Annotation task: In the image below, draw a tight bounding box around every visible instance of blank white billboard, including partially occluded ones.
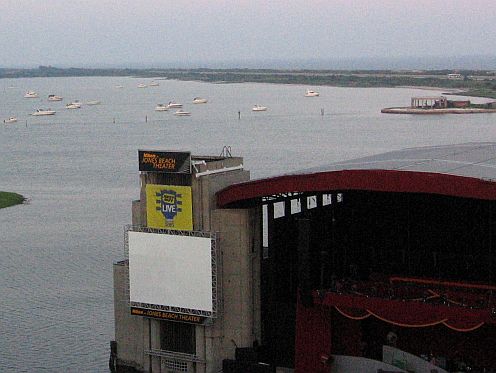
[128,231,213,312]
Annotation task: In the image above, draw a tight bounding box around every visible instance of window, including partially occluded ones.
[160,321,196,355]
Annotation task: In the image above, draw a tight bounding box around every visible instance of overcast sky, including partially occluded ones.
[1,0,495,68]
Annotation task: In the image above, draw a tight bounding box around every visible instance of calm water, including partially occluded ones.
[0,77,495,372]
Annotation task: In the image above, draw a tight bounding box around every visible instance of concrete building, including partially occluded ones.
[113,150,263,373]
[113,144,496,373]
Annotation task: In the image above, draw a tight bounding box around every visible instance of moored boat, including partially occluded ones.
[31,109,56,116]
[304,89,320,97]
[252,105,268,112]
[86,100,101,105]
[66,101,82,109]
[193,97,208,104]
[48,94,63,101]
[149,82,159,87]
[137,84,147,88]
[3,117,18,124]
[174,109,191,116]
[24,91,39,98]
[155,104,169,112]
[167,101,183,109]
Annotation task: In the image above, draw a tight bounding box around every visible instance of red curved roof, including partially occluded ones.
[217,143,496,208]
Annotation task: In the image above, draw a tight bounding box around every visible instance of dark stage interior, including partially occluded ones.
[260,190,496,369]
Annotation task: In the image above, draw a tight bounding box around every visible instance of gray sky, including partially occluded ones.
[1,0,495,68]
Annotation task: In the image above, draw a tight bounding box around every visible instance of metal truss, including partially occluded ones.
[124,225,218,320]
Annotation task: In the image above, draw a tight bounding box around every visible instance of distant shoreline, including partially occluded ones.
[2,66,495,99]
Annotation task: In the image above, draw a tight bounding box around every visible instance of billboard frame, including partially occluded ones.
[124,225,218,321]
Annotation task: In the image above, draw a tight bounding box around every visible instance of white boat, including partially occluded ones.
[149,82,160,87]
[174,110,191,116]
[115,85,124,89]
[137,84,147,88]
[167,102,183,109]
[193,97,208,104]
[48,94,63,101]
[66,101,82,109]
[155,104,169,112]
[304,89,320,97]
[252,105,268,112]
[86,100,101,105]
[3,117,18,124]
[31,109,56,116]
[24,91,39,98]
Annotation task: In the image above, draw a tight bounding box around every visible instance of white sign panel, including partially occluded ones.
[128,231,213,312]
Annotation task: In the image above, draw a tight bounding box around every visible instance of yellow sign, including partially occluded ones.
[146,184,193,230]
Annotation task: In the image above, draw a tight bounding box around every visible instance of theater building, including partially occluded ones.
[113,143,496,373]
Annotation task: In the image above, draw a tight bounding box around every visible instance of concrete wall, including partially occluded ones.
[114,155,259,373]
[210,208,260,373]
[192,168,250,232]
[113,262,146,371]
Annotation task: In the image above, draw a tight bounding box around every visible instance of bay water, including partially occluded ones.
[0,76,495,372]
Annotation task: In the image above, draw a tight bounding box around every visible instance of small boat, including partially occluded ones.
[252,105,268,112]
[193,97,208,104]
[137,84,147,88]
[31,109,56,116]
[304,89,320,97]
[115,85,124,89]
[48,94,63,101]
[167,102,183,109]
[86,100,101,105]
[3,117,18,124]
[66,101,82,109]
[24,91,39,98]
[155,104,169,112]
[174,110,191,116]
[149,82,159,87]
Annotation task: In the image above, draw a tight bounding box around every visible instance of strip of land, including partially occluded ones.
[1,66,496,98]
[0,192,25,209]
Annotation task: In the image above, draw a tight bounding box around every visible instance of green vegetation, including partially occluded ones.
[0,192,25,209]
[2,66,496,98]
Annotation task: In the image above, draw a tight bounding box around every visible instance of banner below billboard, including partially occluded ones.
[146,184,193,230]
[131,307,207,324]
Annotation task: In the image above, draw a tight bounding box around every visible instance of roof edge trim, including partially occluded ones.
[217,169,496,208]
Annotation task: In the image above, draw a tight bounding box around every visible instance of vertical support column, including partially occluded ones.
[294,300,332,373]
[143,319,151,372]
[150,319,161,372]
[490,202,495,282]
[285,199,291,217]
[301,196,308,214]
[296,216,331,373]
[196,325,206,373]
[316,193,323,209]
[262,203,274,346]
[298,218,312,307]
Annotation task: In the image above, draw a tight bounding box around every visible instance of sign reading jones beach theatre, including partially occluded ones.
[131,307,206,324]
[146,184,193,230]
[138,150,191,173]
